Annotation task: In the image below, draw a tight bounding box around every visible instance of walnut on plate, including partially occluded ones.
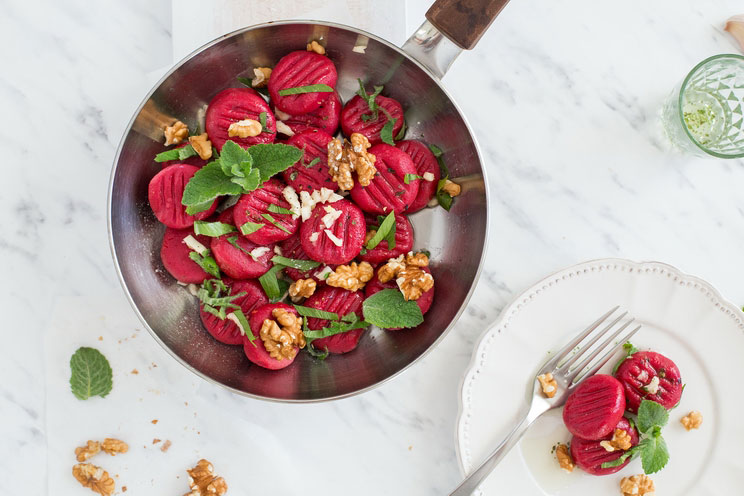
[260,308,306,361]
[251,67,272,88]
[378,252,434,301]
[620,474,655,496]
[189,133,213,160]
[185,459,228,496]
[306,40,326,55]
[72,463,115,496]
[555,443,574,473]
[327,134,377,191]
[164,120,189,145]
[289,278,317,302]
[326,262,374,292]
[680,410,703,431]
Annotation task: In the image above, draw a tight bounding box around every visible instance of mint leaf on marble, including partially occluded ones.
[70,347,113,400]
[362,289,423,329]
[278,84,334,96]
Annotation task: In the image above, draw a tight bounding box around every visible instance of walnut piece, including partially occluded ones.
[600,429,632,452]
[101,438,129,455]
[185,459,228,496]
[165,120,189,145]
[75,441,101,462]
[189,133,213,160]
[537,373,558,398]
[378,252,434,301]
[327,134,377,191]
[72,463,115,496]
[555,443,574,473]
[307,40,326,55]
[680,410,703,431]
[260,308,306,361]
[327,262,374,292]
[251,67,272,88]
[620,474,655,496]
[228,119,262,138]
[442,179,461,197]
[289,278,317,302]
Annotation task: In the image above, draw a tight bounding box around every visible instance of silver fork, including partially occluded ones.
[449,306,641,496]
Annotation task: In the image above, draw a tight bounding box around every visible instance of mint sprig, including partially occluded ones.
[600,400,670,474]
[70,347,113,400]
[181,141,302,214]
[356,78,383,121]
[197,279,244,319]
[362,289,423,329]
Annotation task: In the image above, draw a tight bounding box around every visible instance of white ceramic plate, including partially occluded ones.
[456,259,744,495]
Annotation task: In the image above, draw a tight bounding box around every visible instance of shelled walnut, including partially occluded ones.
[189,134,213,160]
[72,463,115,496]
[326,262,373,292]
[600,429,632,452]
[306,40,326,55]
[289,278,316,302]
[620,474,655,496]
[680,410,703,431]
[327,134,377,191]
[537,373,557,398]
[185,459,228,496]
[555,443,574,473]
[251,67,272,87]
[260,308,306,361]
[378,252,434,301]
[164,120,189,145]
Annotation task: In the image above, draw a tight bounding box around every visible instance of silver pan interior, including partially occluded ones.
[108,21,489,402]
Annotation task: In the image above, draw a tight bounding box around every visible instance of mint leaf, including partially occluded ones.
[363,289,423,329]
[612,341,639,374]
[247,143,303,182]
[379,108,396,145]
[303,320,368,340]
[600,448,638,468]
[262,213,291,234]
[230,167,260,190]
[231,309,257,346]
[365,211,396,250]
[278,84,334,96]
[259,265,288,302]
[237,76,253,87]
[198,279,243,319]
[271,255,320,271]
[639,434,669,474]
[258,111,270,133]
[240,221,264,236]
[188,251,220,278]
[182,161,242,214]
[155,144,198,162]
[304,157,320,168]
[193,221,236,237]
[395,119,407,140]
[404,174,423,184]
[70,347,113,400]
[293,305,339,320]
[220,141,253,171]
[306,342,329,359]
[267,204,295,215]
[436,179,454,211]
[637,399,669,434]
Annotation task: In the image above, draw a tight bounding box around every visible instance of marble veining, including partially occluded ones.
[2,0,744,494]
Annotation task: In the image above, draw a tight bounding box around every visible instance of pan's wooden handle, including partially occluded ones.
[426,0,511,50]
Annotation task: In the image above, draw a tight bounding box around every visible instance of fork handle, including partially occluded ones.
[449,411,536,496]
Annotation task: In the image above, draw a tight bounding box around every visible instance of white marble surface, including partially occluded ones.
[3,0,744,494]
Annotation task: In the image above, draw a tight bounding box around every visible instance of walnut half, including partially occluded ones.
[326,262,374,292]
[307,40,326,55]
[378,253,434,301]
[189,134,213,160]
[680,410,703,431]
[72,463,115,496]
[251,67,272,88]
[537,373,557,398]
[555,443,574,473]
[620,474,655,496]
[327,134,377,191]
[600,429,632,452]
[185,459,228,496]
[260,308,306,361]
[165,120,189,146]
[228,119,262,138]
[289,278,316,302]
[74,438,128,462]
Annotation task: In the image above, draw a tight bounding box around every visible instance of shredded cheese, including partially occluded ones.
[314,265,333,279]
[249,247,270,260]
[324,229,343,247]
[299,187,343,221]
[422,172,435,182]
[274,245,283,256]
[645,376,660,395]
[321,205,342,228]
[309,232,320,243]
[275,109,292,121]
[276,120,295,136]
[282,185,301,219]
[183,235,208,256]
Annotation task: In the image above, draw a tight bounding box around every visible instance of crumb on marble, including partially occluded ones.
[98,336,103,341]
[130,369,138,375]
[408,445,412,451]
[160,440,172,452]
[151,419,158,425]
[153,438,161,444]
[122,486,127,493]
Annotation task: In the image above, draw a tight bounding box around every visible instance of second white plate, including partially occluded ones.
[456,259,744,495]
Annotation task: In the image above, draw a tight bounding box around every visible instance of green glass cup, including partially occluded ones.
[661,54,744,158]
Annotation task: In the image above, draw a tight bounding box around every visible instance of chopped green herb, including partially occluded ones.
[267,204,295,215]
[356,78,384,121]
[404,174,423,184]
[428,144,455,211]
[193,221,237,237]
[258,111,270,133]
[379,107,396,145]
[155,144,198,162]
[231,309,257,347]
[365,211,396,250]
[188,251,221,278]
[306,342,329,359]
[278,84,334,96]
[261,213,292,234]
[293,305,339,321]
[240,221,264,236]
[362,289,423,329]
[237,76,253,87]
[259,265,287,302]
[612,341,639,374]
[271,255,320,271]
[304,157,320,168]
[69,347,113,400]
[395,119,407,140]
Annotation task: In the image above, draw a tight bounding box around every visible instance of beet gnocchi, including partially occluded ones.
[146,43,466,371]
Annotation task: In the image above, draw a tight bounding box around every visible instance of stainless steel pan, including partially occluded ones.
[108,0,509,401]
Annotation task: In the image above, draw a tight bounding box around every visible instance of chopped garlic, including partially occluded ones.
[226,313,246,336]
[422,172,435,181]
[309,232,320,243]
[276,120,295,136]
[298,187,343,221]
[249,246,270,260]
[321,205,342,228]
[187,284,199,296]
[352,45,366,54]
[324,229,343,247]
[183,235,208,256]
[645,376,660,395]
[275,109,292,121]
[282,185,301,219]
[274,245,283,256]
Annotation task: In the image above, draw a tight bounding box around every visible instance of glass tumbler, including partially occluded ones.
[661,54,744,158]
